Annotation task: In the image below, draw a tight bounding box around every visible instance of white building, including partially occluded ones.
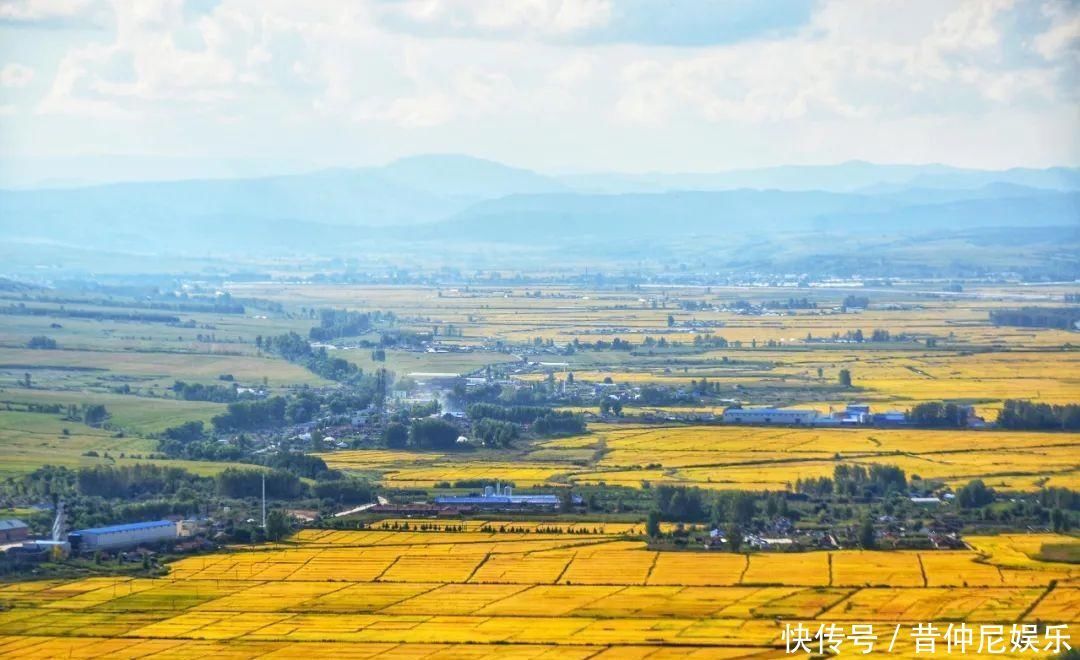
[723,408,820,425]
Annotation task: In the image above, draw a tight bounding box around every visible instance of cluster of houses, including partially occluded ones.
[701,512,966,552]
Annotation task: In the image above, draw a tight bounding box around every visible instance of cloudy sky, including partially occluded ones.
[0,0,1078,183]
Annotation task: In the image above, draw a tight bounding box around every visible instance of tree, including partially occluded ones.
[838,369,853,388]
[82,404,108,427]
[858,516,876,549]
[27,336,58,349]
[559,489,574,513]
[265,510,290,541]
[726,523,742,552]
[956,479,995,508]
[383,422,409,449]
[1051,508,1066,532]
[646,510,661,538]
[408,418,460,450]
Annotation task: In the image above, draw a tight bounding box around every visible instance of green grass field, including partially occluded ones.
[0,410,257,478]
[0,389,225,434]
[0,346,325,388]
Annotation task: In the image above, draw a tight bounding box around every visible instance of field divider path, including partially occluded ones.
[552,552,577,585]
[372,556,402,582]
[644,551,660,584]
[282,548,328,582]
[811,588,857,619]
[463,553,492,583]
[1017,582,1056,622]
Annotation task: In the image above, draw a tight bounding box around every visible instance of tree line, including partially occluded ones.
[989,307,1080,330]
[997,400,1080,430]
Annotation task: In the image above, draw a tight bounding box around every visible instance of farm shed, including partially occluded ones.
[68,520,178,552]
[722,407,820,425]
[0,520,29,543]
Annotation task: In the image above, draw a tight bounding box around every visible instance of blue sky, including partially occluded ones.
[0,0,1077,184]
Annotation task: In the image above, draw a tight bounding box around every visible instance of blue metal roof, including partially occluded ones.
[434,495,559,505]
[70,520,174,536]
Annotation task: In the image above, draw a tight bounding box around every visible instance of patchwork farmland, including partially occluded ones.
[0,529,1076,658]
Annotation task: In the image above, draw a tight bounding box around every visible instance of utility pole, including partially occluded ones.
[261,473,267,530]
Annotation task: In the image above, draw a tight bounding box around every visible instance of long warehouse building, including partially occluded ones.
[68,520,178,552]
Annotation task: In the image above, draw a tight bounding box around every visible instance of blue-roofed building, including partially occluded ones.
[433,483,565,509]
[433,494,561,508]
[68,520,178,552]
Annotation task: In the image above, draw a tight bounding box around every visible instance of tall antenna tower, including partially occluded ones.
[261,473,267,529]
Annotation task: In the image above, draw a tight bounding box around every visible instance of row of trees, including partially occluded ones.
[467,402,586,437]
[76,464,211,499]
[1,304,180,324]
[171,380,238,403]
[27,335,57,349]
[211,397,287,432]
[63,403,108,427]
[989,307,1079,330]
[997,400,1080,430]
[908,401,969,428]
[307,308,394,341]
[796,464,908,498]
[383,418,462,451]
[260,332,363,382]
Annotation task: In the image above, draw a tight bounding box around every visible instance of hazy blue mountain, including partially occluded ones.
[902,167,1080,191]
[1,154,1077,256]
[866,182,1065,205]
[560,162,1080,194]
[0,154,566,230]
[434,188,1079,241]
[380,154,566,198]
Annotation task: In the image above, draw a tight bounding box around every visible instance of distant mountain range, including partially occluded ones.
[0,154,1076,254]
[560,161,1080,194]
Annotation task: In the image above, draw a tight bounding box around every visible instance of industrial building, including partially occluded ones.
[722,407,820,425]
[434,483,563,508]
[68,520,178,552]
[0,519,29,543]
[722,403,904,427]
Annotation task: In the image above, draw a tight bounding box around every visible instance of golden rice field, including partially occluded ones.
[321,425,1080,493]
[0,529,1075,658]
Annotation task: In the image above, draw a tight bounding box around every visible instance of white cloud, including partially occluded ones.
[1034,0,1080,60]
[0,0,107,25]
[374,0,613,40]
[1,62,35,87]
[613,0,1076,126]
[5,0,1080,169]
